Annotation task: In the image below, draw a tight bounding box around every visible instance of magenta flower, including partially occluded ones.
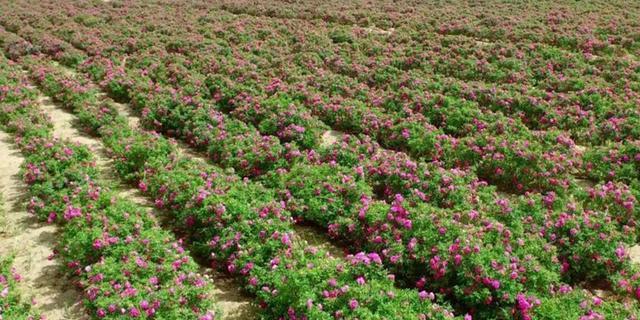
[63,206,82,220]
[129,307,141,317]
[138,181,148,192]
[199,313,215,320]
[418,291,434,301]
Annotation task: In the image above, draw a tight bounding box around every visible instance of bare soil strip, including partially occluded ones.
[39,95,103,154]
[203,270,257,320]
[320,129,345,148]
[0,130,85,320]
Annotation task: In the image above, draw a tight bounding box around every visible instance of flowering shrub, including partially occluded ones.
[255,249,456,319]
[14,50,461,319]
[268,161,563,316]
[583,141,640,187]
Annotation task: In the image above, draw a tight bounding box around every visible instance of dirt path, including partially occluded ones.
[39,95,103,156]
[110,100,140,128]
[40,95,151,206]
[0,130,85,320]
[200,269,256,320]
[320,129,345,148]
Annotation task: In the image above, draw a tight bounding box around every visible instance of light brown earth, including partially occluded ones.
[362,25,395,36]
[574,145,587,153]
[320,129,345,148]
[39,95,103,156]
[110,99,140,128]
[201,269,257,320]
[629,245,640,264]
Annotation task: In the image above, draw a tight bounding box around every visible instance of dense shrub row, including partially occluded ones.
[0,0,639,318]
[11,43,640,320]
[3,29,567,317]
[0,0,586,195]
[18,54,459,319]
[583,141,640,189]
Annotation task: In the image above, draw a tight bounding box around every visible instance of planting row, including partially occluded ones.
[36,0,633,199]
[52,3,638,140]
[4,0,638,150]
[0,0,589,195]
[13,52,465,319]
[3,5,640,316]
[11,36,556,317]
[0,1,638,318]
[13,50,640,319]
[210,0,640,56]
[583,141,640,191]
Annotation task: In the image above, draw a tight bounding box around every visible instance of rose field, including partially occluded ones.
[0,0,639,319]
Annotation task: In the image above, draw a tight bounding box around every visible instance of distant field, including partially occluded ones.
[1,0,640,319]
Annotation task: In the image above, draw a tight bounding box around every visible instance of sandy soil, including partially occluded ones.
[629,246,640,263]
[475,40,493,47]
[174,139,209,164]
[0,131,85,320]
[40,95,149,205]
[361,25,395,36]
[320,129,345,148]
[200,269,257,320]
[574,145,587,153]
[496,190,520,202]
[575,178,596,189]
[110,99,140,128]
[39,96,103,155]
